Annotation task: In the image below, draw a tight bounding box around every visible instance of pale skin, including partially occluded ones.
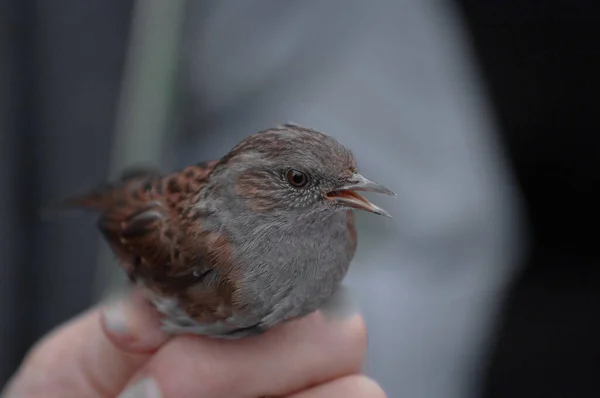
[2,288,386,398]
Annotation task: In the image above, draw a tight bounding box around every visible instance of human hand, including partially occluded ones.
[2,288,385,397]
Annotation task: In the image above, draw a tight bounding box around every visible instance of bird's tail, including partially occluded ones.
[39,166,160,220]
[39,182,126,221]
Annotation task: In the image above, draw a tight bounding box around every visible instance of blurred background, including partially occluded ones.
[1,1,598,397]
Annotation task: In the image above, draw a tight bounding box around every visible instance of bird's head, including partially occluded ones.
[209,123,395,219]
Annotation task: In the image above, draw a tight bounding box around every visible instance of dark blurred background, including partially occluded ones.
[1,1,598,397]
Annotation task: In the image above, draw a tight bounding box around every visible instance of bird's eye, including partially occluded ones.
[285,169,309,188]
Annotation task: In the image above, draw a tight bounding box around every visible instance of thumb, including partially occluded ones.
[3,288,169,398]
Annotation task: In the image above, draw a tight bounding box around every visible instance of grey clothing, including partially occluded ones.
[173,1,525,397]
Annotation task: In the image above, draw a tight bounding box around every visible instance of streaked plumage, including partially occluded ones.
[57,123,394,338]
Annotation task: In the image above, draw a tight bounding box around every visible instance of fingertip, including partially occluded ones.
[100,289,169,354]
[345,312,368,362]
[313,308,367,370]
[323,311,368,374]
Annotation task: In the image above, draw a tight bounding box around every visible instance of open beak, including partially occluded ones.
[326,173,395,218]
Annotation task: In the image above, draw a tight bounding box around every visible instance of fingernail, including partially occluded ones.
[319,284,360,320]
[118,378,161,398]
[104,301,129,335]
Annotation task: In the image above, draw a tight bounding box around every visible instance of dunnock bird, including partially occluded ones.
[60,123,394,338]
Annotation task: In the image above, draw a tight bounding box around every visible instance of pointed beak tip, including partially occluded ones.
[369,203,393,218]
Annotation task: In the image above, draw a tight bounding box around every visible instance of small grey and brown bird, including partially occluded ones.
[59,123,394,338]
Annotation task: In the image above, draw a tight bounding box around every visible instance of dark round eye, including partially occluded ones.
[285,169,309,188]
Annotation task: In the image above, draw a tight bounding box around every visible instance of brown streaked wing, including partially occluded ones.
[92,161,219,288]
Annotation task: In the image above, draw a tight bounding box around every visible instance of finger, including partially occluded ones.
[100,287,169,354]
[3,288,168,398]
[287,375,387,398]
[119,310,367,398]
